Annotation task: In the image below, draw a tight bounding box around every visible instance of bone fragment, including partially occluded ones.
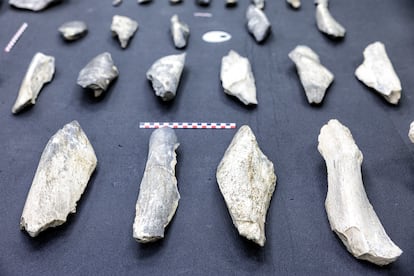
[111,15,138,49]
[315,0,346,38]
[246,5,271,43]
[133,127,180,243]
[58,21,88,41]
[12,52,55,114]
[355,42,401,105]
[20,121,97,237]
[217,125,276,246]
[318,119,403,266]
[170,15,190,49]
[9,0,62,11]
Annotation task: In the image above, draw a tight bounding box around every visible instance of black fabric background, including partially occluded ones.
[0,0,413,275]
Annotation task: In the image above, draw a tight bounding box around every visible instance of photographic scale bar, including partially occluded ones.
[4,22,28,53]
[140,122,236,129]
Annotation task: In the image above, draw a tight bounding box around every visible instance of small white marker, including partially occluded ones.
[5,22,28,53]
[193,12,213,17]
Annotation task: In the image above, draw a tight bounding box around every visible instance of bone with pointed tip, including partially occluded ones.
[12,52,55,114]
[252,0,264,9]
[289,45,334,104]
[111,15,138,49]
[20,121,97,237]
[315,0,345,38]
[146,53,186,101]
[287,0,300,9]
[318,119,403,266]
[221,50,257,105]
[133,128,180,243]
[9,0,62,11]
[409,122,414,143]
[217,125,276,246]
[246,5,271,43]
[170,15,190,49]
[77,52,119,97]
[355,42,401,105]
[58,21,88,41]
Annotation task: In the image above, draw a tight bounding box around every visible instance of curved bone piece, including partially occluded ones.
[246,5,271,43]
[146,53,186,101]
[133,128,180,243]
[217,125,276,246]
[9,0,62,11]
[287,0,300,9]
[111,15,138,49]
[315,0,346,38]
[318,119,403,266]
[289,45,334,104]
[12,52,55,114]
[20,121,97,237]
[170,15,190,49]
[221,50,257,105]
[355,42,401,105]
[77,52,119,97]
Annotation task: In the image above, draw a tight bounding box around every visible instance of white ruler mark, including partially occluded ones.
[5,22,28,53]
[140,122,236,129]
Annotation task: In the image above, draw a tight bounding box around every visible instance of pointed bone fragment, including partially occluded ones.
[170,15,190,49]
[20,121,97,237]
[133,127,180,243]
[315,0,345,38]
[58,21,88,41]
[146,53,186,101]
[252,0,264,9]
[217,125,276,246]
[9,0,62,11]
[12,52,55,114]
[318,119,403,266]
[287,0,300,9]
[111,15,138,49]
[409,122,414,143]
[355,42,401,105]
[221,50,257,105]
[246,5,271,43]
[289,45,334,104]
[77,52,119,97]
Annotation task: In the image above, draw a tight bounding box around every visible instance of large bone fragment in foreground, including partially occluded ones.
[20,121,97,237]
[216,125,276,246]
[318,119,402,265]
[133,128,180,243]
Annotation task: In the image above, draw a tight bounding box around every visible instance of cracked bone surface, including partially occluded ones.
[287,0,300,9]
[409,122,414,143]
[9,0,62,11]
[355,42,401,105]
[12,52,55,114]
[315,0,345,38]
[220,50,257,105]
[77,52,119,97]
[133,127,180,243]
[58,21,88,41]
[111,15,138,49]
[252,0,264,9]
[170,15,190,49]
[146,53,186,101]
[20,121,97,237]
[289,45,334,104]
[246,5,271,43]
[216,125,276,246]
[318,119,403,266]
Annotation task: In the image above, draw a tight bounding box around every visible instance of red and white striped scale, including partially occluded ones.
[4,22,28,53]
[140,122,237,129]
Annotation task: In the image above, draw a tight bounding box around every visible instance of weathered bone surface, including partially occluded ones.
[9,0,62,11]
[170,15,190,49]
[111,15,138,49]
[12,52,55,114]
[112,0,122,6]
[246,5,271,43]
[133,127,180,243]
[315,0,345,38]
[289,45,334,104]
[221,50,257,105]
[20,121,97,237]
[409,122,414,143]
[58,21,88,41]
[77,52,119,97]
[318,119,403,266]
[287,0,300,9]
[196,0,210,6]
[217,125,276,246]
[146,53,186,101]
[252,0,264,9]
[355,42,401,105]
